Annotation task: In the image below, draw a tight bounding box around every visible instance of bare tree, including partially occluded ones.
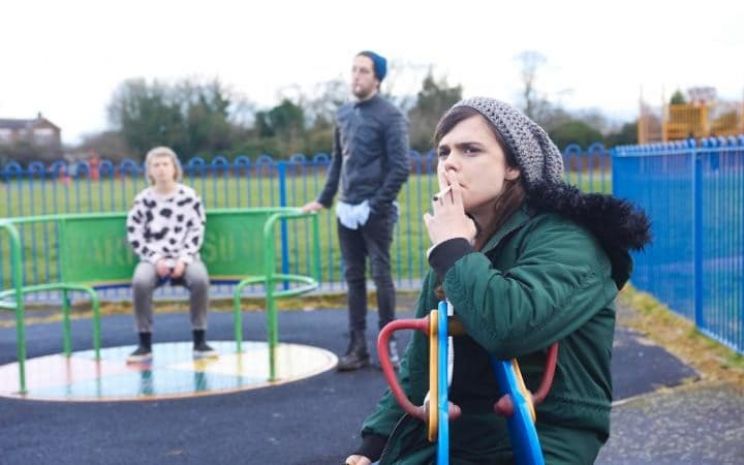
[407,70,463,152]
[515,50,547,120]
[380,60,431,112]
[305,79,348,129]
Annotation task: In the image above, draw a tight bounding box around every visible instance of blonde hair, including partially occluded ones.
[144,146,183,184]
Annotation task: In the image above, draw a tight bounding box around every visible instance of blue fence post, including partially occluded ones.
[277,161,290,290]
[693,139,704,329]
[610,147,618,198]
[739,135,744,353]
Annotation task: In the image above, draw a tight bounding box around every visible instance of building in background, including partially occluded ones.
[0,113,62,162]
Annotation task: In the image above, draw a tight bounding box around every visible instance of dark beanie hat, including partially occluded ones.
[358,50,387,82]
[446,97,564,190]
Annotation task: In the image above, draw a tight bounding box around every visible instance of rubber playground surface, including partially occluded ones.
[1,306,741,465]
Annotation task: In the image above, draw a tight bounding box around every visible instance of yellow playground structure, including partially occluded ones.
[638,87,744,144]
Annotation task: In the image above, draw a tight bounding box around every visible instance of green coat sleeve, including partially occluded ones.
[360,271,437,438]
[443,215,617,359]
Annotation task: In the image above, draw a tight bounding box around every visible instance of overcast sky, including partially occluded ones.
[2,0,742,144]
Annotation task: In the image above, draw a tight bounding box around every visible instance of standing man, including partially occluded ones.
[302,51,410,371]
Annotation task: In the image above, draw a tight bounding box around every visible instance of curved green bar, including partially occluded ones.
[231,210,321,381]
[0,208,321,393]
[0,221,26,393]
[0,283,101,359]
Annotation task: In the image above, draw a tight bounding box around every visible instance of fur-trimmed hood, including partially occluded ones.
[526,182,651,289]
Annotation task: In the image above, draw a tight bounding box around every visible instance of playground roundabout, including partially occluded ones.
[0,208,331,401]
[0,341,337,401]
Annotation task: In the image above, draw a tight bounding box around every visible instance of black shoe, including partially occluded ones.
[193,341,219,358]
[126,345,152,363]
[127,332,152,363]
[337,329,369,372]
[192,329,218,358]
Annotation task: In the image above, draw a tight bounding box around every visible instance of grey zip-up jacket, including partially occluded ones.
[317,94,409,214]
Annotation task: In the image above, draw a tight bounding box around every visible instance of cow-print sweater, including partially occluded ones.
[126,184,206,266]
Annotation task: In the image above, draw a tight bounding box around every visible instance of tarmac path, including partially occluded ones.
[0,305,740,464]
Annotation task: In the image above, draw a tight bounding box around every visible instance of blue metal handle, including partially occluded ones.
[432,300,545,465]
[489,358,545,465]
[437,300,449,465]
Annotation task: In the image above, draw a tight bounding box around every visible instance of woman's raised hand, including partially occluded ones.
[423,171,477,246]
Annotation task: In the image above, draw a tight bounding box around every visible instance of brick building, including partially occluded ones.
[0,113,62,161]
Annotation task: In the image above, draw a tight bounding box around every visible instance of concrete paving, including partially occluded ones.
[599,381,744,465]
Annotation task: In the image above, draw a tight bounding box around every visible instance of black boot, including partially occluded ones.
[337,329,370,371]
[127,332,152,363]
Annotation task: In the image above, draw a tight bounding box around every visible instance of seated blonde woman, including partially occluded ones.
[125,146,216,363]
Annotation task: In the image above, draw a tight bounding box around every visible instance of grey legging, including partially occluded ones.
[131,260,209,333]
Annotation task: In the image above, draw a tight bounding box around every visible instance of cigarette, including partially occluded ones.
[432,185,452,201]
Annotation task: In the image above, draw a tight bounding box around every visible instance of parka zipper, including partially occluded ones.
[377,413,413,465]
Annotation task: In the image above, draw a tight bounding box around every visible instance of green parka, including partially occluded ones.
[357,199,647,465]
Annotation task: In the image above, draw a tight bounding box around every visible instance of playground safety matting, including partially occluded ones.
[0,309,700,465]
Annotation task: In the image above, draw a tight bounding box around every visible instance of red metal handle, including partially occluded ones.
[377,317,430,421]
[378,316,557,424]
[532,343,558,405]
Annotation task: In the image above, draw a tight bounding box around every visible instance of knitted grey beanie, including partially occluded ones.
[449,97,564,188]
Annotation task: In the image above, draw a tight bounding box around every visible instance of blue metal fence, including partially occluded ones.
[614,136,744,354]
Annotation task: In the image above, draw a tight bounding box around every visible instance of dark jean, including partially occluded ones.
[337,207,396,332]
